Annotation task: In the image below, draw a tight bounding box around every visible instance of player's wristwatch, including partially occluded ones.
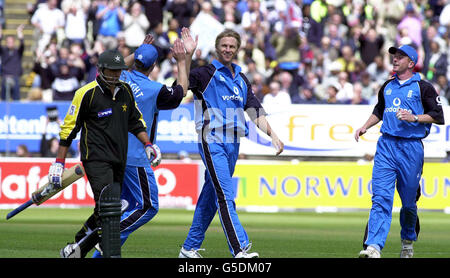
[413,115,419,122]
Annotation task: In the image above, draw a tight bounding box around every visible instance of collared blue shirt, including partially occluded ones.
[189,59,265,143]
[374,72,444,139]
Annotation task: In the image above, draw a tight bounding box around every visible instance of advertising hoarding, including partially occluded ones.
[0,158,201,209]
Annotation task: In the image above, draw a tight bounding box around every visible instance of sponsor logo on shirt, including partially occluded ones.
[384,97,412,114]
[393,97,401,106]
[222,87,243,102]
[222,95,243,102]
[98,108,113,118]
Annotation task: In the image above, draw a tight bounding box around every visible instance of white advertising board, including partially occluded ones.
[240,104,450,158]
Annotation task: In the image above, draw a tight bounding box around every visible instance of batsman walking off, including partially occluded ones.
[355,45,445,258]
[49,49,160,258]
[91,28,196,257]
[178,29,284,258]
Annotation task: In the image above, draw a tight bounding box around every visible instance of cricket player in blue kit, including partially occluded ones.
[178,29,284,258]
[92,30,197,257]
[355,45,445,258]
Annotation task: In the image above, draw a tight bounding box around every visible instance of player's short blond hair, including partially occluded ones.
[215,29,241,50]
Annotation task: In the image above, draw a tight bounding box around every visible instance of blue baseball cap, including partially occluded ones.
[388,45,418,65]
[134,44,158,68]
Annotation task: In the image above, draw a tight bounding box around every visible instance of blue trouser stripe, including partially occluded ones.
[93,165,158,258]
[120,167,152,232]
[183,141,249,256]
[201,141,241,255]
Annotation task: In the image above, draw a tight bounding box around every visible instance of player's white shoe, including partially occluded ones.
[235,243,259,258]
[94,243,103,256]
[178,247,205,258]
[235,251,259,258]
[60,243,81,258]
[358,246,381,258]
[400,240,414,258]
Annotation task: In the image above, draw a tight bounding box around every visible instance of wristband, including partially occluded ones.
[55,158,65,167]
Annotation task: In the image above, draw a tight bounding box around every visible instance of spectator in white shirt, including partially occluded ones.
[263,80,292,112]
[63,2,88,44]
[335,71,354,102]
[123,1,149,50]
[31,0,65,54]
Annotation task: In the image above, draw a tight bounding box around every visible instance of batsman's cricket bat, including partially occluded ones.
[6,163,85,220]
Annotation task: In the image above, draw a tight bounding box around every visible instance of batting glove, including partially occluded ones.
[48,160,65,190]
[145,143,162,167]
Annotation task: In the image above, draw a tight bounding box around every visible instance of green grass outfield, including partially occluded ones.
[0,208,449,258]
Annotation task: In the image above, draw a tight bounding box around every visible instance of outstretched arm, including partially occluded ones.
[181,27,198,74]
[17,24,24,40]
[124,34,155,68]
[171,38,188,96]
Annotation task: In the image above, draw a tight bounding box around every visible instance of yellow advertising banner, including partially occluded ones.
[233,162,450,210]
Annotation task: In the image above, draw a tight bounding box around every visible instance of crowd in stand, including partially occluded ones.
[1,0,450,106]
